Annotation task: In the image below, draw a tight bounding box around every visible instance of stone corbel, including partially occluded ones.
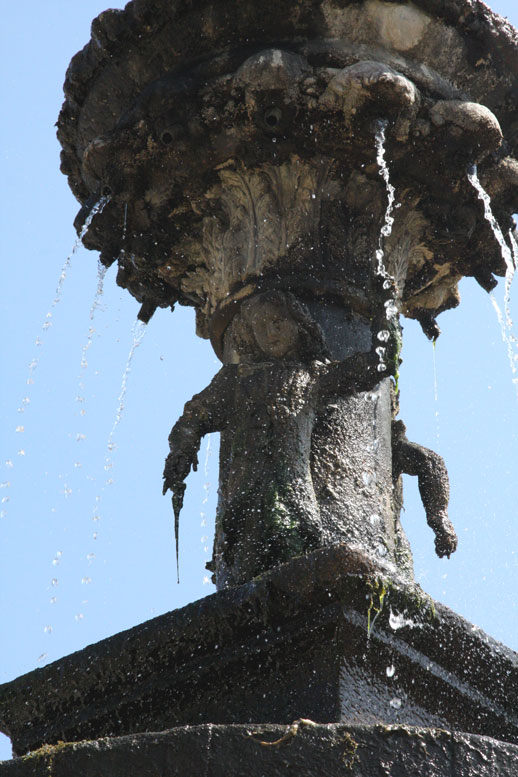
[320,60,420,141]
[429,100,503,162]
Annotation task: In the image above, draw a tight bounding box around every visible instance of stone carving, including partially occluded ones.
[56,0,518,587]
[184,159,339,320]
[163,288,402,587]
[392,420,457,559]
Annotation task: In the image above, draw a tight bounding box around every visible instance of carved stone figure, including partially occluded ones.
[56,0,518,588]
[163,287,454,587]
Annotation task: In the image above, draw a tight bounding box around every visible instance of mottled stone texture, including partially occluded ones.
[55,0,518,585]
[1,548,517,757]
[2,725,518,776]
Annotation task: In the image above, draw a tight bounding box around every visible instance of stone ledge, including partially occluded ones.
[1,724,517,777]
[0,546,517,755]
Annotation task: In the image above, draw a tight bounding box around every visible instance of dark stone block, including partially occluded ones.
[1,724,518,777]
[0,547,517,756]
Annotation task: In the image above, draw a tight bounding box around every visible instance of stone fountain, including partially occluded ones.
[1,1,518,774]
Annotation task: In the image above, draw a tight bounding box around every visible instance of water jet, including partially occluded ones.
[2,0,518,773]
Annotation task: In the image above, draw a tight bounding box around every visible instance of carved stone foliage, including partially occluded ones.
[62,34,517,335]
[180,158,339,319]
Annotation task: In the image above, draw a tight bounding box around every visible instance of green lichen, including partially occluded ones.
[341,731,359,769]
[22,741,74,776]
[391,320,403,394]
[366,578,389,636]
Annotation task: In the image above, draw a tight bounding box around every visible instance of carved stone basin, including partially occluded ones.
[57,0,518,587]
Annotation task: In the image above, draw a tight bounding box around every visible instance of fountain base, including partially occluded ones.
[1,545,517,761]
[2,723,518,776]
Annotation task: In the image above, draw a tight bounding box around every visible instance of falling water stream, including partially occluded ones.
[432,341,440,446]
[201,434,213,585]
[364,122,400,566]
[2,197,109,648]
[78,261,108,387]
[374,120,399,377]
[76,319,147,611]
[468,166,518,395]
[2,198,109,523]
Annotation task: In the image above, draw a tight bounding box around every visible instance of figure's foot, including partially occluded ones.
[434,519,458,558]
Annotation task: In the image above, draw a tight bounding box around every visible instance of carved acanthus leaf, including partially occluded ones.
[196,158,338,312]
[386,208,433,297]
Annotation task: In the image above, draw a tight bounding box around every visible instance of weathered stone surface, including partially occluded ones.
[1,548,517,756]
[2,724,518,776]
[55,0,518,586]
[57,0,518,326]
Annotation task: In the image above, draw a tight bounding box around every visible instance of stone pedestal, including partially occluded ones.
[1,546,517,769]
[2,724,518,777]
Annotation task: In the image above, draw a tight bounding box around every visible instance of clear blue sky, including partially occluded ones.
[1,0,518,760]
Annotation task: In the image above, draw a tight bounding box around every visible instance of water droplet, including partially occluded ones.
[75,613,84,622]
[44,625,52,634]
[26,378,34,385]
[1,496,10,505]
[92,532,98,540]
[76,433,86,441]
[15,426,25,433]
[81,577,92,584]
[74,462,82,468]
[386,664,396,678]
[86,553,95,561]
[17,450,26,456]
[38,653,48,662]
[389,697,402,710]
[203,576,211,585]
[35,337,42,347]
[51,578,58,586]
[389,609,416,631]
[5,460,13,468]
[50,597,57,604]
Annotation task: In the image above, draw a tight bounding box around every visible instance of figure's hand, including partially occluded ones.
[434,517,458,558]
[162,450,198,495]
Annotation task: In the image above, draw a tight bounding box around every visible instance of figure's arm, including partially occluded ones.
[320,312,401,397]
[392,420,457,558]
[163,366,235,580]
[163,366,234,496]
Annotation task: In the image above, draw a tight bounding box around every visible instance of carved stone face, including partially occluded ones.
[250,301,301,359]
